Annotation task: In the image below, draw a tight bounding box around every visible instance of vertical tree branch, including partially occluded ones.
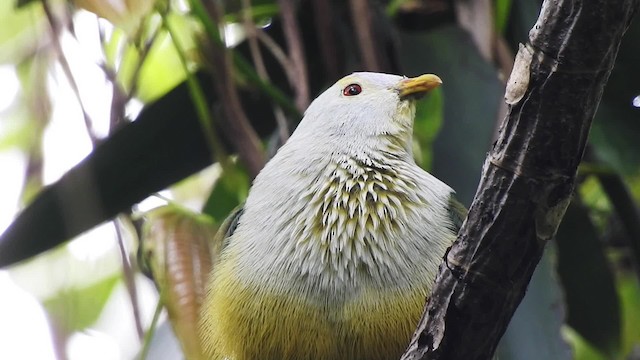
[312,0,340,79]
[43,0,98,144]
[242,0,290,142]
[402,1,639,359]
[597,172,640,281]
[277,0,310,112]
[114,219,144,339]
[349,0,383,71]
[200,1,266,177]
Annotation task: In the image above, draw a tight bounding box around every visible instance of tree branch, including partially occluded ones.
[200,0,266,178]
[349,0,384,71]
[241,0,290,142]
[402,1,639,359]
[311,0,340,80]
[277,0,310,112]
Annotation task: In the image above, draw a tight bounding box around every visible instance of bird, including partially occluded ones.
[198,72,466,360]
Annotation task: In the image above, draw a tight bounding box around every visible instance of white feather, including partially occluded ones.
[225,72,455,303]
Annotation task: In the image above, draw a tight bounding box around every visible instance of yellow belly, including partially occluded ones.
[199,263,428,360]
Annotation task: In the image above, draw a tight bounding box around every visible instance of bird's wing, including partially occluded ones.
[211,205,245,256]
[447,196,468,234]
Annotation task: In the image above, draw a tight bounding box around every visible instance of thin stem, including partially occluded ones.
[312,0,340,79]
[189,0,299,117]
[42,0,99,144]
[349,0,382,71]
[255,30,292,71]
[161,11,229,167]
[277,0,310,111]
[138,296,165,360]
[242,0,290,142]
[191,0,266,177]
[115,218,144,340]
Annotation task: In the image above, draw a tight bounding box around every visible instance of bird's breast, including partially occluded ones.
[200,153,455,359]
[287,155,426,289]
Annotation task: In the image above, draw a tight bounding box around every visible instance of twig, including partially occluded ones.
[126,14,163,102]
[138,296,164,360]
[454,0,494,63]
[192,0,266,177]
[162,10,229,167]
[241,0,290,142]
[349,0,382,71]
[311,0,340,79]
[597,173,640,281]
[255,30,292,71]
[42,0,99,144]
[277,0,310,111]
[402,1,640,359]
[115,218,145,340]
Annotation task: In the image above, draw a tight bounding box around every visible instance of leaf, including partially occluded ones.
[42,274,120,333]
[0,72,213,267]
[140,205,216,360]
[617,273,640,357]
[495,247,572,360]
[589,17,640,176]
[136,14,199,103]
[412,88,443,170]
[73,0,155,35]
[495,0,512,34]
[0,0,47,64]
[202,164,250,223]
[563,326,609,360]
[399,25,503,204]
[556,202,622,357]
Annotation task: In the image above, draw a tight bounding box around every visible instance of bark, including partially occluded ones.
[401,1,640,359]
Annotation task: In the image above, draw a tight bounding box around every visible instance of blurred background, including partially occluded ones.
[0,0,638,359]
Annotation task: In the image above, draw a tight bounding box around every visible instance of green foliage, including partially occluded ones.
[412,89,443,170]
[556,203,622,358]
[496,249,571,360]
[43,275,120,334]
[618,274,640,356]
[202,164,250,223]
[136,15,196,102]
[564,326,609,360]
[0,0,46,64]
[589,17,640,177]
[495,0,513,34]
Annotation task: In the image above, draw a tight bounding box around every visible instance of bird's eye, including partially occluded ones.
[343,84,362,96]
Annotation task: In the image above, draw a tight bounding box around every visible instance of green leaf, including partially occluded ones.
[399,26,503,204]
[496,247,572,360]
[556,202,622,357]
[495,0,513,34]
[223,4,280,23]
[0,0,46,64]
[136,14,200,102]
[42,275,120,333]
[618,273,640,357]
[578,175,613,231]
[589,18,640,176]
[563,326,609,360]
[202,164,250,223]
[413,88,443,170]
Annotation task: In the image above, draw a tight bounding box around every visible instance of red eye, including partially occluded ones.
[343,84,362,96]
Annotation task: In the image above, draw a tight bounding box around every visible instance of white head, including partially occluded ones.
[289,72,442,154]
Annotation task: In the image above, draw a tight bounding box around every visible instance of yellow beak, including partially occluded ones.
[397,74,442,99]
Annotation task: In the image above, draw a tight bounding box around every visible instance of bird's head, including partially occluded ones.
[292,72,442,154]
